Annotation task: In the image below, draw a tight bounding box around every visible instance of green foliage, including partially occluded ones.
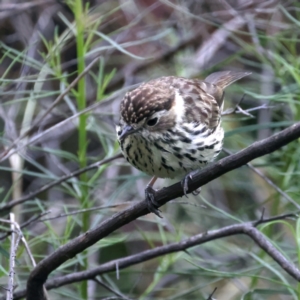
[0,1,299,299]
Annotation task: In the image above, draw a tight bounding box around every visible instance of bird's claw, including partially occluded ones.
[181,171,200,197]
[192,188,201,196]
[181,174,192,197]
[145,186,162,218]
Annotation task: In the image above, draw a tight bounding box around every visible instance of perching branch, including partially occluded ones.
[11,212,299,299]
[22,122,300,300]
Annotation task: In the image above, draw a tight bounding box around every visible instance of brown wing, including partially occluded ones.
[203,71,251,107]
[121,72,250,130]
[191,71,251,129]
[162,76,223,130]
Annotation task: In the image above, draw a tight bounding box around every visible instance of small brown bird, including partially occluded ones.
[117,71,250,217]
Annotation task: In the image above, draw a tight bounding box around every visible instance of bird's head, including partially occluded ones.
[117,80,178,142]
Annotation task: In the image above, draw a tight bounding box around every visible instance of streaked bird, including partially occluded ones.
[117,71,251,217]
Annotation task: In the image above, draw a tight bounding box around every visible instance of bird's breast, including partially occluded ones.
[120,122,224,179]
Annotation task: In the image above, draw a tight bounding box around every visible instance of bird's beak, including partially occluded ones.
[119,125,139,141]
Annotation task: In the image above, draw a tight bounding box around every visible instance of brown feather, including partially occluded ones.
[120,71,251,130]
[204,71,251,88]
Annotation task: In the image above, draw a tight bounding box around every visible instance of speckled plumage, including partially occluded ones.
[117,71,250,180]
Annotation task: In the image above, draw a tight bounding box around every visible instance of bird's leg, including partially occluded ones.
[192,188,201,196]
[145,176,162,218]
[181,170,201,197]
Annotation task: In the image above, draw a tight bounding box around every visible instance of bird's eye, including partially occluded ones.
[147,117,158,126]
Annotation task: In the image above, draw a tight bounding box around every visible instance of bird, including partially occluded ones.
[116,71,251,217]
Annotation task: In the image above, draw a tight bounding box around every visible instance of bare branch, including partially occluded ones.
[11,212,299,299]
[21,122,300,300]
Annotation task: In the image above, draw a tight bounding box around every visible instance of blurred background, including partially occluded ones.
[0,0,299,299]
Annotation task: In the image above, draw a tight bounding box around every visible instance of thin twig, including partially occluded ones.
[0,211,50,240]
[7,213,16,300]
[40,201,138,221]
[93,277,131,300]
[223,148,300,209]
[1,214,38,299]
[206,287,217,300]
[222,101,275,117]
[0,153,123,214]
[0,56,103,161]
[0,86,132,164]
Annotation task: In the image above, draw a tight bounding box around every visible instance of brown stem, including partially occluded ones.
[23,122,300,300]
[10,213,299,299]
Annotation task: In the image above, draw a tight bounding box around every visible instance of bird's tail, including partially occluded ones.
[204,71,251,89]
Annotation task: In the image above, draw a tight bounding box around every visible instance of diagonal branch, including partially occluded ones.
[11,212,299,299]
[24,122,300,300]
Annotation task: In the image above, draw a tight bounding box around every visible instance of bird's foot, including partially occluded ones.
[192,188,201,196]
[181,170,199,197]
[145,186,162,218]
